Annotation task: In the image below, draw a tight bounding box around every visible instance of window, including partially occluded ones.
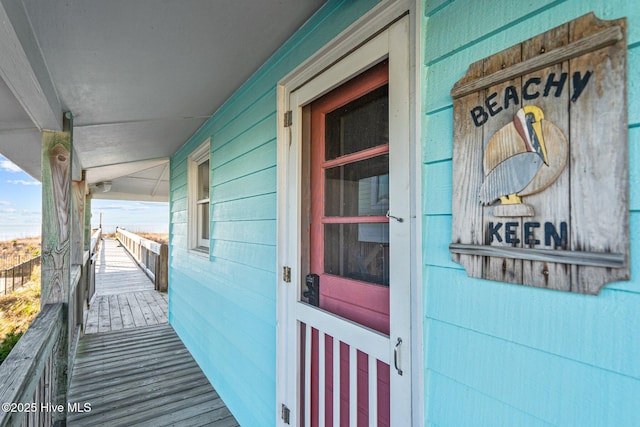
[188,140,210,252]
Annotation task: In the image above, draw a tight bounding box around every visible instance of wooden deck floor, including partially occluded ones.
[85,238,168,334]
[68,325,239,426]
[68,238,239,426]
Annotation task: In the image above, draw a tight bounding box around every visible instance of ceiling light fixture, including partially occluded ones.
[96,181,112,192]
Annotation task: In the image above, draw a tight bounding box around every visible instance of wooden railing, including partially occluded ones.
[0,304,64,427]
[0,229,101,426]
[86,229,102,307]
[115,228,168,292]
[67,230,97,375]
[80,228,101,317]
[70,228,101,365]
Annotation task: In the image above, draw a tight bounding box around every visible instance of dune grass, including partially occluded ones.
[0,266,41,365]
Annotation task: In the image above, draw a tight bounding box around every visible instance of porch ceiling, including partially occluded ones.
[0,0,326,201]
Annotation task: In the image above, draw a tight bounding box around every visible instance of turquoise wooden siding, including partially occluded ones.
[422,1,640,426]
[169,1,379,426]
[169,0,639,424]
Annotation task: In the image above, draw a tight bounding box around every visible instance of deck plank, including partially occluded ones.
[126,292,150,328]
[97,295,111,333]
[117,293,136,329]
[140,291,168,323]
[134,291,159,325]
[84,299,100,334]
[108,294,124,331]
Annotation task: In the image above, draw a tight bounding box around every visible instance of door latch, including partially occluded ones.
[304,274,320,306]
[386,210,404,223]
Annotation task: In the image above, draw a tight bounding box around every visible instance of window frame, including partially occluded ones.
[188,139,211,253]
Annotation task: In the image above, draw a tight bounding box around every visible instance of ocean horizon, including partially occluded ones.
[0,222,169,241]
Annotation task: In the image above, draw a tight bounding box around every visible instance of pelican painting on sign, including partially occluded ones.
[479,105,567,218]
[449,13,629,294]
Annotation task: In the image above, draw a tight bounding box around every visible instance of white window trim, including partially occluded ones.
[188,139,211,254]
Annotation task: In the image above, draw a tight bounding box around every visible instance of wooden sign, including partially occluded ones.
[449,13,629,294]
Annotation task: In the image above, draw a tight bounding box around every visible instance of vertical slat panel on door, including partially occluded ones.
[368,356,378,426]
[304,323,312,427]
[349,345,358,426]
[318,331,326,427]
[333,338,341,427]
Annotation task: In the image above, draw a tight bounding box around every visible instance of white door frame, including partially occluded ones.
[275,1,422,425]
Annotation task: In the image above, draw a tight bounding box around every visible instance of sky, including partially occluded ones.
[0,154,169,240]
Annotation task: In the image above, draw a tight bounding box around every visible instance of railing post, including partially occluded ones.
[157,244,168,292]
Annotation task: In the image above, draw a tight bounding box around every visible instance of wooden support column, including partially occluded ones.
[41,121,72,305]
[40,112,74,425]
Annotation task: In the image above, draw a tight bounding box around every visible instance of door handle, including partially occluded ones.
[394,337,403,375]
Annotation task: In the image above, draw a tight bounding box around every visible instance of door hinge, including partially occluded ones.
[284,110,293,128]
[283,266,291,283]
[281,403,291,424]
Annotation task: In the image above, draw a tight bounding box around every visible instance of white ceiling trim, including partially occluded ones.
[90,190,167,202]
[73,115,214,130]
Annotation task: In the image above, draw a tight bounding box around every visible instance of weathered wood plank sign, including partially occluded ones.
[449,13,629,294]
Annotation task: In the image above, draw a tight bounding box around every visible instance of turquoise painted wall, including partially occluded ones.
[422,0,640,426]
[169,0,639,424]
[168,1,379,426]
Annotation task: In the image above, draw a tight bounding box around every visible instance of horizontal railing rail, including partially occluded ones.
[115,228,168,292]
[0,303,65,427]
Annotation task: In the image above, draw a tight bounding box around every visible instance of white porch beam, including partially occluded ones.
[0,0,62,131]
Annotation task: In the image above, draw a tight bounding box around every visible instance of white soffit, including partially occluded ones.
[0,0,326,199]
